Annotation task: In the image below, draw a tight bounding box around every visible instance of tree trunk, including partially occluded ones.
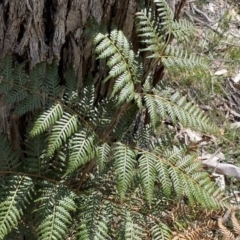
[0,0,183,143]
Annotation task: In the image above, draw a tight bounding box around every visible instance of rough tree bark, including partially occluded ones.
[0,0,184,146]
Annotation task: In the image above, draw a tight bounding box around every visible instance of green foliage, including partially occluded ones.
[0,0,225,239]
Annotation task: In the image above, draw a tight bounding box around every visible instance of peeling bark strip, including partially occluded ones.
[0,0,140,84]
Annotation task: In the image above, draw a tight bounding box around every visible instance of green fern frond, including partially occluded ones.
[30,103,63,137]
[172,19,195,41]
[23,133,49,174]
[151,223,172,240]
[163,45,208,72]
[155,146,221,208]
[47,112,78,156]
[124,212,145,240]
[0,175,34,239]
[14,94,43,115]
[0,133,20,170]
[136,9,165,55]
[96,143,111,173]
[0,57,14,93]
[138,152,157,203]
[45,62,61,99]
[3,63,28,103]
[94,30,138,103]
[113,143,137,201]
[66,130,95,175]
[77,193,110,240]
[35,184,76,240]
[64,68,77,102]
[154,0,174,33]
[144,92,219,134]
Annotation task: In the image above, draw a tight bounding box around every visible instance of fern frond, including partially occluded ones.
[155,147,221,208]
[30,103,63,137]
[14,94,43,115]
[77,193,110,240]
[163,45,208,72]
[138,152,156,203]
[154,0,174,33]
[0,133,20,170]
[94,30,138,104]
[66,130,95,175]
[47,112,78,156]
[124,211,145,240]
[113,143,137,200]
[45,62,61,98]
[172,19,195,42]
[136,9,165,56]
[0,55,13,93]
[218,217,235,240]
[151,223,172,240]
[23,132,49,174]
[35,183,76,240]
[0,175,34,239]
[144,92,219,134]
[64,68,77,102]
[96,143,111,173]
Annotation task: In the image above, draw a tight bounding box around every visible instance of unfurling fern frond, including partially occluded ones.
[0,175,34,239]
[94,30,139,104]
[35,183,76,240]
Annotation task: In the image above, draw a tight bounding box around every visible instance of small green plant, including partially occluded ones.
[0,0,224,239]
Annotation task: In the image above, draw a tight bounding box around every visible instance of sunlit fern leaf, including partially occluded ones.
[163,45,208,73]
[0,55,13,93]
[144,93,219,134]
[96,143,111,173]
[138,152,157,203]
[65,130,95,175]
[154,0,174,33]
[47,112,78,156]
[94,30,138,104]
[30,103,63,137]
[78,84,95,118]
[124,212,145,240]
[35,183,76,240]
[159,147,221,208]
[172,19,195,42]
[0,175,34,239]
[45,62,61,99]
[0,133,20,170]
[113,143,137,201]
[136,9,165,55]
[151,223,172,240]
